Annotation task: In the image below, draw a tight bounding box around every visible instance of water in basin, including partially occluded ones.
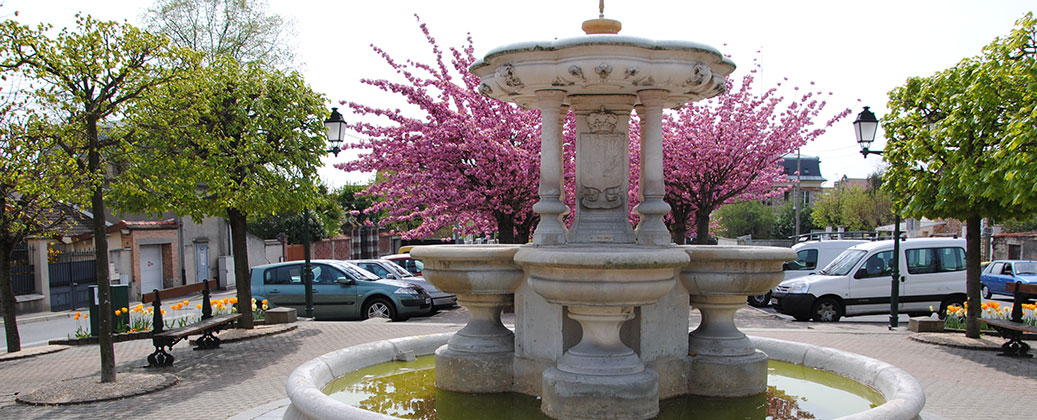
[323,356,882,420]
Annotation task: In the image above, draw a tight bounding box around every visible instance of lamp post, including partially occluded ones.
[854,106,902,330]
[301,107,348,318]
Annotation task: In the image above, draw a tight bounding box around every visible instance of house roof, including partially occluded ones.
[994,231,1037,238]
[782,155,826,182]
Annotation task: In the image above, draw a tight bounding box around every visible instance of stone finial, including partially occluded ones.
[582,0,621,34]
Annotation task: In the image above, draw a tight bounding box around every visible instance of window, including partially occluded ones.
[1008,244,1022,260]
[1015,262,1037,275]
[824,250,867,276]
[788,249,818,270]
[936,247,966,272]
[906,247,965,274]
[313,264,347,285]
[265,265,302,285]
[859,251,894,278]
[358,263,390,278]
[987,262,1004,275]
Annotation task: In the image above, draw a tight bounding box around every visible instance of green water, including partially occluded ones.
[324,356,883,420]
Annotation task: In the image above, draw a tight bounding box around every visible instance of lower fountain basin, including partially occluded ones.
[283,333,926,420]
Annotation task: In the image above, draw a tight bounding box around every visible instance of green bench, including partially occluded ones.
[143,280,241,367]
[982,282,1037,358]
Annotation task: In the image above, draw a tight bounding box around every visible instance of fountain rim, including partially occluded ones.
[470,34,736,74]
[283,332,925,420]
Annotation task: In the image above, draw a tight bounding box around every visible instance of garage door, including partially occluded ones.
[140,245,163,293]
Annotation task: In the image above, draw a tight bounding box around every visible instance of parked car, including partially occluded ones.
[351,259,457,309]
[981,260,1037,299]
[747,240,868,308]
[249,260,432,321]
[771,238,967,322]
[384,253,424,277]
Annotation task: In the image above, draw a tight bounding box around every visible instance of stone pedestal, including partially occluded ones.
[679,245,795,397]
[687,295,767,397]
[436,294,514,392]
[411,245,524,393]
[265,307,297,324]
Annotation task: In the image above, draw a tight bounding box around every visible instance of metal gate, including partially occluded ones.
[49,251,97,312]
[11,242,35,295]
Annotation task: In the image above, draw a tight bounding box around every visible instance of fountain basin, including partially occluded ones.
[283,332,925,420]
[515,245,687,306]
[470,35,736,110]
[411,244,524,295]
[679,245,794,296]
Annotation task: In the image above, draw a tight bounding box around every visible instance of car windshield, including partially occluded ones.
[338,262,381,281]
[821,250,868,276]
[1015,262,1037,275]
[384,260,414,277]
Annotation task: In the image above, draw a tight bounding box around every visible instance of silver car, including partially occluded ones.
[351,259,458,310]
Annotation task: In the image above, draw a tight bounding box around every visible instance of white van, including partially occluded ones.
[771,238,967,322]
[747,240,868,307]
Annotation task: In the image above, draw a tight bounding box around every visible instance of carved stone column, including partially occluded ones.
[532,89,570,245]
[634,89,672,246]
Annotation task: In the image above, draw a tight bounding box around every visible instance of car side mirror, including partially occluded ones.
[387,273,400,280]
[854,267,867,279]
[782,262,793,271]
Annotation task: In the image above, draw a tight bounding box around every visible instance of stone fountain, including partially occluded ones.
[282,7,929,420]
[409,9,795,420]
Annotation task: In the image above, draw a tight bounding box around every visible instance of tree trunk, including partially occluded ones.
[0,241,21,353]
[694,208,712,245]
[228,207,254,329]
[87,118,116,382]
[964,215,981,339]
[496,215,518,244]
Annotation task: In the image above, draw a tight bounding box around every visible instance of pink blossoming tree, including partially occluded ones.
[338,18,542,244]
[663,67,851,244]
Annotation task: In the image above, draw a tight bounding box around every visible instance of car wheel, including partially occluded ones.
[981,284,992,300]
[362,297,399,321]
[747,292,772,308]
[811,296,842,322]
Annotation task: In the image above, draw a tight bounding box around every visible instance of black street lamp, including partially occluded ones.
[854,106,902,330]
[301,107,350,318]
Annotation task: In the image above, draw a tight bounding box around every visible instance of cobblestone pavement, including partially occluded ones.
[0,307,1033,420]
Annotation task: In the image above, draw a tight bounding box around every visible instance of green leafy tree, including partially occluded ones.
[883,13,1037,338]
[812,185,892,231]
[772,201,817,239]
[0,15,192,381]
[0,92,83,353]
[249,186,343,243]
[714,200,775,239]
[143,0,295,67]
[115,56,327,329]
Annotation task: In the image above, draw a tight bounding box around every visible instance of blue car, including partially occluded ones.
[249,260,432,321]
[981,260,1037,299]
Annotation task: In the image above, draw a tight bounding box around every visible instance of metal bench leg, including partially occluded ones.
[996,329,1033,358]
[195,329,222,350]
[147,345,176,367]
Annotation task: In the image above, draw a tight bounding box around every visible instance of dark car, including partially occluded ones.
[351,259,457,309]
[249,260,432,321]
[981,260,1037,299]
[384,253,424,276]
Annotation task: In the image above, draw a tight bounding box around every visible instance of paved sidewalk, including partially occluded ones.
[0,308,1032,420]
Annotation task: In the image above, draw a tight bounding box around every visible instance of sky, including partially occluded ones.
[4,0,1035,188]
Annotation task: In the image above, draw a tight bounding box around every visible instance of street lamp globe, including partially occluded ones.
[853,106,879,155]
[324,107,347,156]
